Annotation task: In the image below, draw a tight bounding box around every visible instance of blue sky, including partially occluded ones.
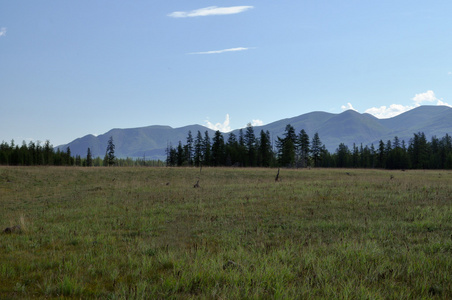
[1,1,451,146]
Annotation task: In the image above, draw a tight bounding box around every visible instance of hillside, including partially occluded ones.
[57,105,452,159]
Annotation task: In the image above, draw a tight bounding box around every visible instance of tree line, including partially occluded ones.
[2,126,451,169]
[166,124,452,170]
[0,137,164,167]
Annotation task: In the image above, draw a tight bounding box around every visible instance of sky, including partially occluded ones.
[1,1,451,146]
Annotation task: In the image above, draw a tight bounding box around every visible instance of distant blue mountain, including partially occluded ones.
[57,105,452,159]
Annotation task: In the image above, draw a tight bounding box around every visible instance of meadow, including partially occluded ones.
[0,166,451,299]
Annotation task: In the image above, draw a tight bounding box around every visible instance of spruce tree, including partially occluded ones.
[211,130,225,166]
[106,136,116,166]
[176,141,185,166]
[276,124,297,167]
[226,132,238,166]
[297,129,310,168]
[202,131,211,165]
[186,130,194,166]
[86,147,93,167]
[194,131,203,167]
[311,132,323,167]
[244,123,256,166]
[258,130,272,167]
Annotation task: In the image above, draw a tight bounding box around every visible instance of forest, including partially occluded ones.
[166,124,452,169]
[1,124,452,169]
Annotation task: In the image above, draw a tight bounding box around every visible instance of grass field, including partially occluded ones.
[1,166,451,299]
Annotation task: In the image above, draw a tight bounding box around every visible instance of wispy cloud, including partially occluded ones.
[189,47,252,55]
[169,6,253,18]
[205,114,232,132]
[349,90,451,119]
[0,27,6,37]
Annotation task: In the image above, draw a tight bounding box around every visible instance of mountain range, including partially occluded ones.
[57,105,452,160]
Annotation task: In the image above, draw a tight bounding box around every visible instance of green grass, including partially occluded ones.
[0,166,451,298]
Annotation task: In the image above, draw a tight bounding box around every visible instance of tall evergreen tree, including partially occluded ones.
[225,132,239,166]
[105,136,116,166]
[352,143,359,168]
[297,129,310,168]
[176,141,185,166]
[167,145,177,166]
[203,131,211,165]
[409,132,429,169]
[237,129,247,166]
[43,140,53,165]
[211,130,225,166]
[244,123,257,167]
[311,132,323,167]
[377,140,386,168]
[386,142,410,169]
[86,147,93,167]
[393,136,400,148]
[186,130,194,166]
[258,130,272,167]
[369,144,376,168]
[194,131,203,167]
[66,146,73,166]
[277,124,297,167]
[336,143,350,168]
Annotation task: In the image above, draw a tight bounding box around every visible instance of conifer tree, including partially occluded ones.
[66,146,73,166]
[297,129,310,168]
[336,143,350,168]
[86,147,93,167]
[106,136,116,166]
[277,124,297,167]
[244,123,256,167]
[225,132,238,166]
[238,129,247,166]
[211,130,225,166]
[176,141,185,166]
[311,132,323,167]
[258,130,272,167]
[202,131,211,165]
[186,130,194,166]
[194,131,203,167]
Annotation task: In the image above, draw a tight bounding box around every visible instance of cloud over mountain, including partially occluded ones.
[362,90,450,119]
[205,114,231,132]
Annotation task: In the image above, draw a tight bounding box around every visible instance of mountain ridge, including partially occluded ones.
[57,105,452,160]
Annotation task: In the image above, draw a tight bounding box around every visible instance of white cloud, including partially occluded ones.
[205,114,231,132]
[341,102,357,112]
[412,90,450,107]
[251,119,264,127]
[0,27,6,37]
[412,90,437,104]
[168,6,253,18]
[189,47,251,55]
[448,71,452,76]
[364,104,414,119]
[437,99,452,107]
[364,90,450,118]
